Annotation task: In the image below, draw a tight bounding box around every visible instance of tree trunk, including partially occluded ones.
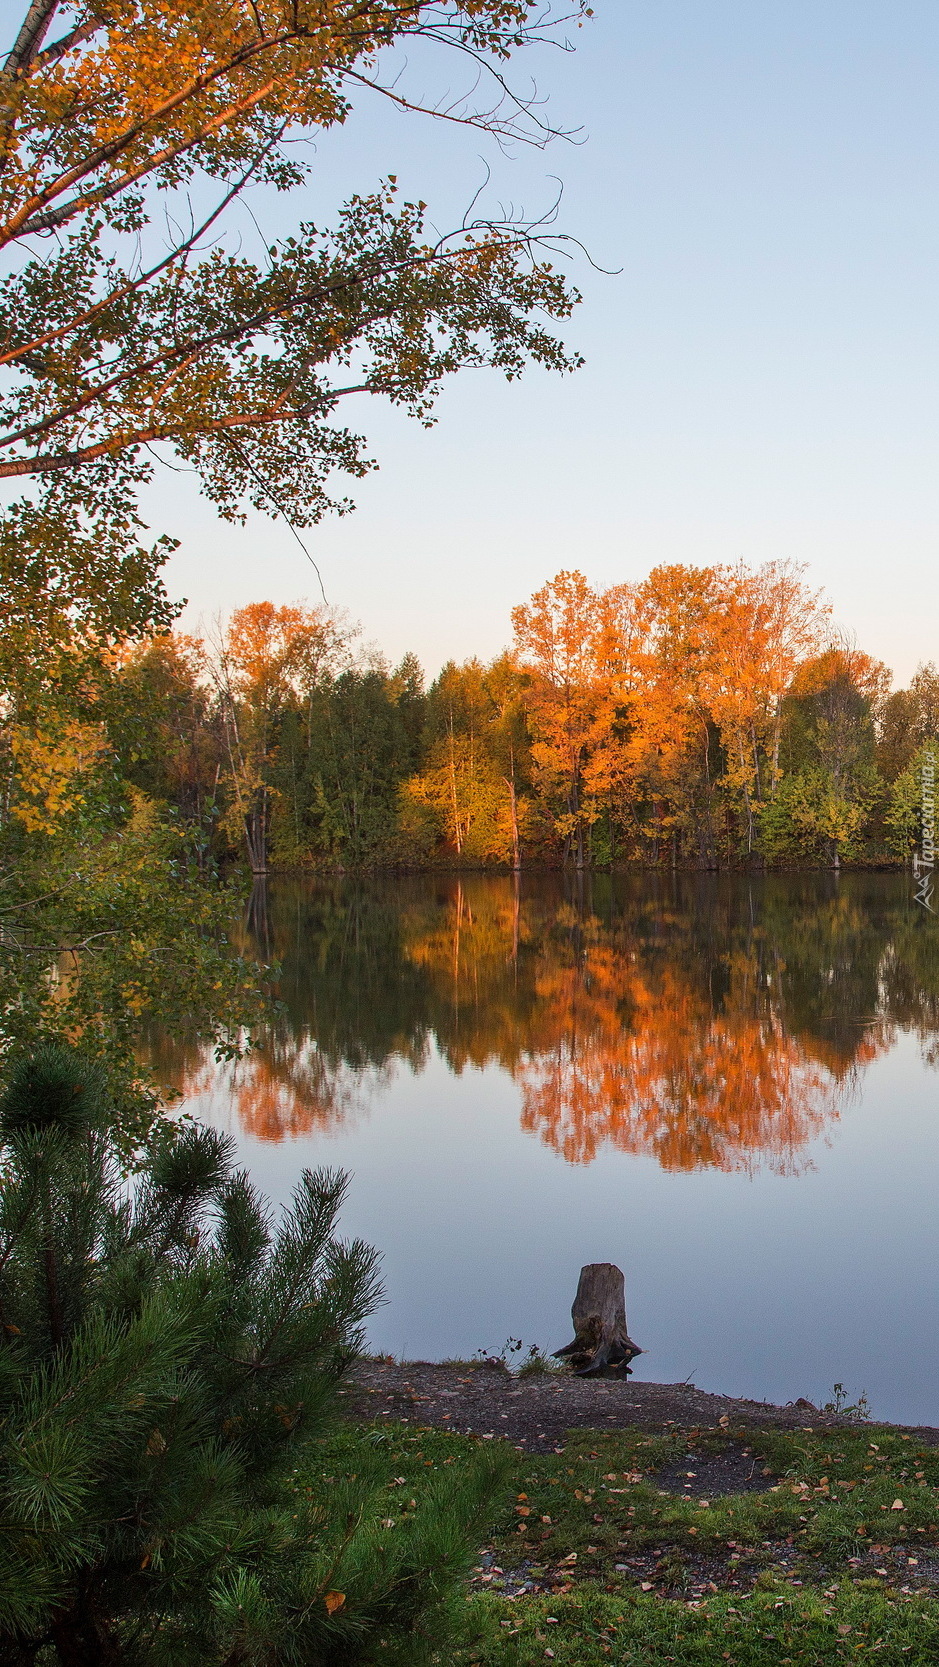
[448,719,463,854]
[737,735,754,854]
[505,771,521,871]
[50,1590,122,1667]
[244,803,267,876]
[553,1263,643,1376]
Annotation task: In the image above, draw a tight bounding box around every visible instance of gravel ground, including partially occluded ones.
[338,1360,939,1453]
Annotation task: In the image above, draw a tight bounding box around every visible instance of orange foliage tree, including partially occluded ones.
[207,601,352,873]
[512,561,834,866]
[511,570,620,868]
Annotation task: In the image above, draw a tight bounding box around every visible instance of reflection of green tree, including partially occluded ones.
[883,908,939,1065]
[756,877,897,1077]
[157,872,939,1162]
[259,881,434,1073]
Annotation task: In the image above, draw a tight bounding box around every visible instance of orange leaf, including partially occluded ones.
[324,1591,346,1615]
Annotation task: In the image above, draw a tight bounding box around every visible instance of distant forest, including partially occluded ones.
[52,561,939,874]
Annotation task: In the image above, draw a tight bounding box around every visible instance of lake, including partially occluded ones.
[158,870,939,1426]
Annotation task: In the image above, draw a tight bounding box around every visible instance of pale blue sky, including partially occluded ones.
[153,1,939,685]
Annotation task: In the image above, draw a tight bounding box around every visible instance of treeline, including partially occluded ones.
[13,562,938,873]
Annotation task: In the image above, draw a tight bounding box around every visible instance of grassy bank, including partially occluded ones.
[310,1417,939,1663]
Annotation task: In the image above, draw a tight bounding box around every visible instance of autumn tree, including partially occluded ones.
[0,4,594,1103]
[762,646,889,867]
[612,562,830,861]
[621,564,724,862]
[116,634,222,830]
[402,656,530,862]
[511,569,613,867]
[208,601,352,874]
[749,561,831,793]
[509,562,835,867]
[878,662,939,783]
[483,651,533,869]
[0,0,588,654]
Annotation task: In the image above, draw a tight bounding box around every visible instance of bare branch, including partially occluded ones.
[220,434,328,603]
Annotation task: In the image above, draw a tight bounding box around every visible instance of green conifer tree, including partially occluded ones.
[0,1046,504,1666]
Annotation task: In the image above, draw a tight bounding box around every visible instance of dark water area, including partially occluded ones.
[158,870,939,1425]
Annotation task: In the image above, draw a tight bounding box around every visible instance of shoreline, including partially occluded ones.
[340,1360,939,1449]
[247,859,909,879]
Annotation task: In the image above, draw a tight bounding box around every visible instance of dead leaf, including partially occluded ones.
[324,1591,346,1615]
[891,1499,905,1511]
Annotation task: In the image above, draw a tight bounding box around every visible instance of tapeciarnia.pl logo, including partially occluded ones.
[914,747,935,911]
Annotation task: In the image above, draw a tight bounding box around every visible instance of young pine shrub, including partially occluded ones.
[0,1046,505,1666]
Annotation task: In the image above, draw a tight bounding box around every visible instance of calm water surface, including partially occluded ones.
[160,872,939,1425]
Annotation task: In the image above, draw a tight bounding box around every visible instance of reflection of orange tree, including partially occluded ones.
[403,879,537,1072]
[145,874,900,1157]
[398,881,877,1172]
[148,1028,389,1143]
[514,945,847,1172]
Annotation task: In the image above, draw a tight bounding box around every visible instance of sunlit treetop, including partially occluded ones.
[1,1,592,241]
[0,0,588,604]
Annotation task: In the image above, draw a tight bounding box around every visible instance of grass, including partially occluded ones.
[318,1417,939,1664]
[462,1583,939,1664]
[437,1342,566,1376]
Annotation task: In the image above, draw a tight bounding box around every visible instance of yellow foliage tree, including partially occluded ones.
[7,715,106,834]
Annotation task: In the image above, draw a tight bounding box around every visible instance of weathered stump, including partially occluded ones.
[553,1263,643,1377]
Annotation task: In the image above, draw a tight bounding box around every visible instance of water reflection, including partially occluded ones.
[152,872,939,1172]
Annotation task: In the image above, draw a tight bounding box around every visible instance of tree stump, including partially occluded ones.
[553,1263,643,1377]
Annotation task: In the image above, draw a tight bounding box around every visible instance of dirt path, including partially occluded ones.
[339,1361,939,1450]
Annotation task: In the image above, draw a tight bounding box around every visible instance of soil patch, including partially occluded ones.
[654,1440,772,1497]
